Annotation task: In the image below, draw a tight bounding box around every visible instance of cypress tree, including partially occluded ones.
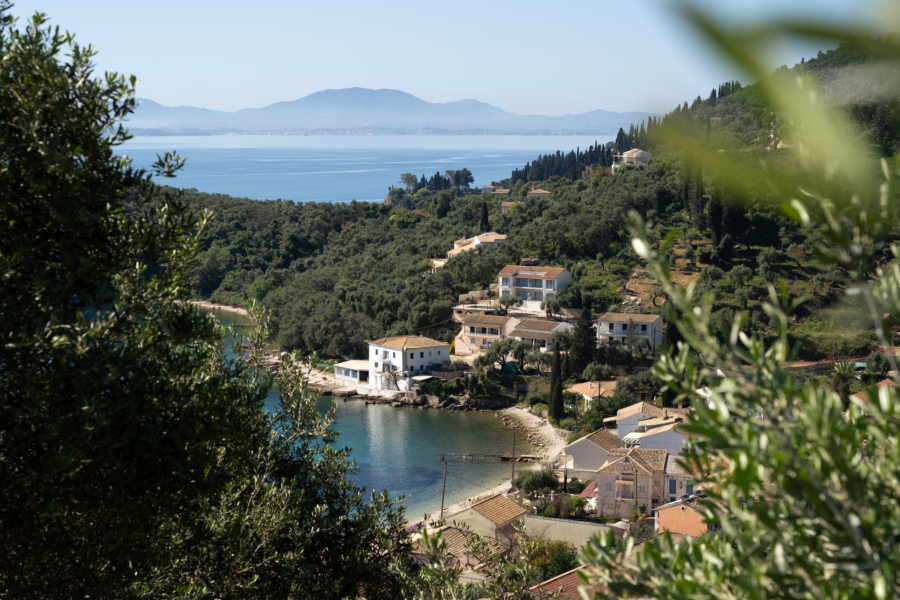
[480,201,489,232]
[569,301,595,377]
[550,346,564,423]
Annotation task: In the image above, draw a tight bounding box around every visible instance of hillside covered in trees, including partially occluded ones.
[188,36,899,361]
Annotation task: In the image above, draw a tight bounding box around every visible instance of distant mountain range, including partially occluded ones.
[128,88,653,135]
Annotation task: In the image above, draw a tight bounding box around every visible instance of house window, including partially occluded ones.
[669,479,677,495]
[638,485,646,494]
[545,280,555,289]
[622,324,628,331]
[374,362,379,368]
[392,352,396,358]
[641,324,647,331]
[410,352,414,359]
[608,323,614,331]
[501,277,510,287]
[605,482,613,492]
[515,277,529,287]
[686,481,694,495]
[420,352,424,358]
[469,326,475,333]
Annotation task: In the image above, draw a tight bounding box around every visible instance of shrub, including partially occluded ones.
[514,469,559,495]
[567,478,587,494]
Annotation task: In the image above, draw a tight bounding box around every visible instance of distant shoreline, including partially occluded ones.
[188,299,250,320]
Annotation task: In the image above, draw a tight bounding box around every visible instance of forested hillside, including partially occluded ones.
[187,36,899,360]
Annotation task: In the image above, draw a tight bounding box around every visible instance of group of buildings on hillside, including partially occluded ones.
[412,396,716,593]
[333,259,664,397]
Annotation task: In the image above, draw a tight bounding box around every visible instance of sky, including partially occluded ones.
[6,0,888,116]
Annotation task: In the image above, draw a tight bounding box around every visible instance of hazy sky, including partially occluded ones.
[6,0,886,115]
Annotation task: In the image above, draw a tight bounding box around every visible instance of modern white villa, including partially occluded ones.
[366,335,449,393]
[497,264,571,311]
[597,312,664,348]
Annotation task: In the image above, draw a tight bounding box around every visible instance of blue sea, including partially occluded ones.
[120,134,612,203]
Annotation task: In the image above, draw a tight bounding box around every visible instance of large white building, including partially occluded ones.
[497,265,572,311]
[597,312,664,349]
[367,335,449,391]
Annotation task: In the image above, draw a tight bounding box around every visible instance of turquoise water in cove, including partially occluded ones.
[216,311,535,519]
[119,134,612,203]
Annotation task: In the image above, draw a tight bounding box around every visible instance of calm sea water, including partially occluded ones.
[119,134,612,203]
[216,310,535,519]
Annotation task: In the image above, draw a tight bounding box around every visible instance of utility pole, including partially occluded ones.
[439,460,450,521]
[510,430,517,484]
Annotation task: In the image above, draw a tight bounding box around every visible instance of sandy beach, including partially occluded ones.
[409,405,568,527]
[188,299,250,319]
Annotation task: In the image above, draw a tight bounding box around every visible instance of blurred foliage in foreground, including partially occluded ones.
[581,5,900,599]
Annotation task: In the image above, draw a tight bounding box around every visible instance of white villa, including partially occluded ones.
[433,232,507,271]
[597,312,664,348]
[454,314,519,355]
[509,318,572,351]
[612,148,652,172]
[497,265,572,311]
[366,335,449,392]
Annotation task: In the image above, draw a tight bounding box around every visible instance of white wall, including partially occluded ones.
[368,343,448,390]
[565,438,611,478]
[636,429,688,455]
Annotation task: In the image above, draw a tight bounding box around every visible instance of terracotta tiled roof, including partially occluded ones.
[471,494,526,525]
[476,232,507,242]
[526,188,551,196]
[498,265,568,279]
[461,314,513,326]
[567,381,604,399]
[516,318,565,332]
[598,312,662,323]
[627,421,687,439]
[851,378,898,403]
[579,480,598,499]
[597,447,666,477]
[583,428,622,451]
[529,565,610,599]
[413,526,509,573]
[510,328,554,341]
[367,335,448,350]
[656,495,725,519]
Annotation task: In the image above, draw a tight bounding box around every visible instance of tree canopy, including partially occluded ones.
[0,7,409,597]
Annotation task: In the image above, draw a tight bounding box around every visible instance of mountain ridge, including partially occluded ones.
[128,88,653,135]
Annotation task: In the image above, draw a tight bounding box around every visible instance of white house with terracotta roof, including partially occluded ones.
[366,335,449,392]
[454,314,520,355]
[566,380,617,406]
[597,312,664,348]
[509,318,572,351]
[612,148,652,172]
[447,232,507,258]
[450,494,526,541]
[603,401,690,438]
[623,420,692,455]
[564,428,624,481]
[498,265,572,311]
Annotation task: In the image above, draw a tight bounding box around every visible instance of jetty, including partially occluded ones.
[436,452,540,463]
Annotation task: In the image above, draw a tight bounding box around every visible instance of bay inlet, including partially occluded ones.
[214,309,536,520]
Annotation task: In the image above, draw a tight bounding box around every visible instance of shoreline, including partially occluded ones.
[189,299,250,319]
[407,405,568,527]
